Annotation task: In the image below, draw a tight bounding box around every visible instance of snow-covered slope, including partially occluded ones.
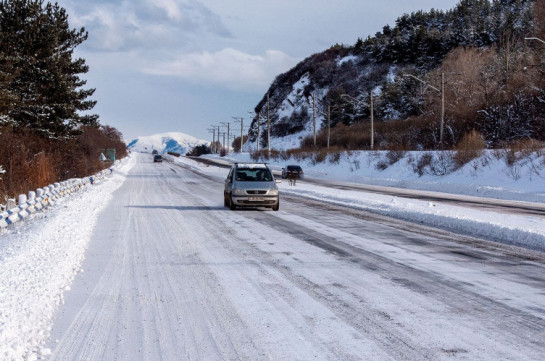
[127,132,208,155]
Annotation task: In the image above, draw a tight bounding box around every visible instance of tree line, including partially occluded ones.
[0,0,127,201]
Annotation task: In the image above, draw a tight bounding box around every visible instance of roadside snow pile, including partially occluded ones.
[184,152,545,252]
[0,155,135,361]
[279,183,545,252]
[211,149,545,203]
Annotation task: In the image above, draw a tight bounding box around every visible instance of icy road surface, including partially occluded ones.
[46,153,545,361]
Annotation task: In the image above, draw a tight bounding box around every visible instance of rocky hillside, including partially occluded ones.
[245,0,544,151]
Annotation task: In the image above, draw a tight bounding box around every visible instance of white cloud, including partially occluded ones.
[151,0,183,21]
[141,48,300,92]
[63,0,231,52]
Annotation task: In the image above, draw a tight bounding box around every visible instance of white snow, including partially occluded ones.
[0,156,135,361]
[0,147,544,360]
[197,149,545,251]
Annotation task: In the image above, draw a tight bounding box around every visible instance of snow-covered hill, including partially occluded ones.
[127,132,208,155]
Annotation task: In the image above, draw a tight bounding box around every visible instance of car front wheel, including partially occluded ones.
[229,195,237,210]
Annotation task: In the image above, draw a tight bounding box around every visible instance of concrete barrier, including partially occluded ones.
[0,162,118,230]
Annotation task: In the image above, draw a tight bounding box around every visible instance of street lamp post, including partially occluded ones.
[403,73,445,146]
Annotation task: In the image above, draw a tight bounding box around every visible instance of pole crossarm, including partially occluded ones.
[402,74,440,93]
[525,37,545,45]
[340,93,367,106]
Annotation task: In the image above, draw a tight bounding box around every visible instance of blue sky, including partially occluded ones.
[57,0,461,142]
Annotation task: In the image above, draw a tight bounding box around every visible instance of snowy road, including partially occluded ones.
[46,153,545,361]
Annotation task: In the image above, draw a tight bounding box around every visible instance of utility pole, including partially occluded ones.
[267,93,271,152]
[312,93,317,147]
[220,122,230,154]
[327,104,331,149]
[232,116,244,152]
[207,128,215,153]
[217,125,221,153]
[440,72,445,146]
[370,93,374,149]
[341,93,376,149]
[257,112,261,152]
[403,73,444,146]
[208,125,218,153]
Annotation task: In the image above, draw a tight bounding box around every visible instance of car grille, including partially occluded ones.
[246,190,267,195]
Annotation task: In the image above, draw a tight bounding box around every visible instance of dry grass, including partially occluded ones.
[453,130,486,168]
[0,126,127,202]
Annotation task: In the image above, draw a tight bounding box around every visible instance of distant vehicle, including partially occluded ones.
[282,165,303,179]
[153,155,163,163]
[152,150,159,154]
[224,163,280,211]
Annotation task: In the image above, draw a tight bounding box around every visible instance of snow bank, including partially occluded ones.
[210,149,545,203]
[190,151,545,252]
[0,155,135,361]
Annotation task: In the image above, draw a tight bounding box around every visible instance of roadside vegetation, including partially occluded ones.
[0,0,127,203]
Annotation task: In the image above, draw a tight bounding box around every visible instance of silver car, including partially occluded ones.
[224,163,280,211]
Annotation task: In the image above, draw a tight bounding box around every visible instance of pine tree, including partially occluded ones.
[0,0,98,137]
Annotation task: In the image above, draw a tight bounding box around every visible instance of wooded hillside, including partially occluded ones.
[248,0,545,151]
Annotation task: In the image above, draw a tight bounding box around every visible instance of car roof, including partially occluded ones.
[234,163,268,169]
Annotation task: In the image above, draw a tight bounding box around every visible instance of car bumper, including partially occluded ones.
[232,195,279,207]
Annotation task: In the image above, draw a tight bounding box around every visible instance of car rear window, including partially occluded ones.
[235,168,273,182]
[287,166,302,171]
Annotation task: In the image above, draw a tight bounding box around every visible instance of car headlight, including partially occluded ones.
[232,188,246,196]
[268,189,278,196]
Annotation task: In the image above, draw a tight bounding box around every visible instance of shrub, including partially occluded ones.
[453,130,486,168]
[187,144,211,157]
[386,150,406,164]
[430,151,455,175]
[413,152,433,176]
[328,151,342,164]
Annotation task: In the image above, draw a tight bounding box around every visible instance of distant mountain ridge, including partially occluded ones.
[127,132,208,155]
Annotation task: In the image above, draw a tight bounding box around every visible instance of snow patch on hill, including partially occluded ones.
[127,132,208,155]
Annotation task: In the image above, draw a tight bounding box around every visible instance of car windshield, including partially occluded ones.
[235,168,273,182]
[287,166,302,171]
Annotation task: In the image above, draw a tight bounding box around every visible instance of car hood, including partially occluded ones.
[234,181,277,191]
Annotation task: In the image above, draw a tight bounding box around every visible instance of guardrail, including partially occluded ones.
[0,167,113,229]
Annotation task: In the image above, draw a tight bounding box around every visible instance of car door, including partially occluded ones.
[225,168,234,195]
